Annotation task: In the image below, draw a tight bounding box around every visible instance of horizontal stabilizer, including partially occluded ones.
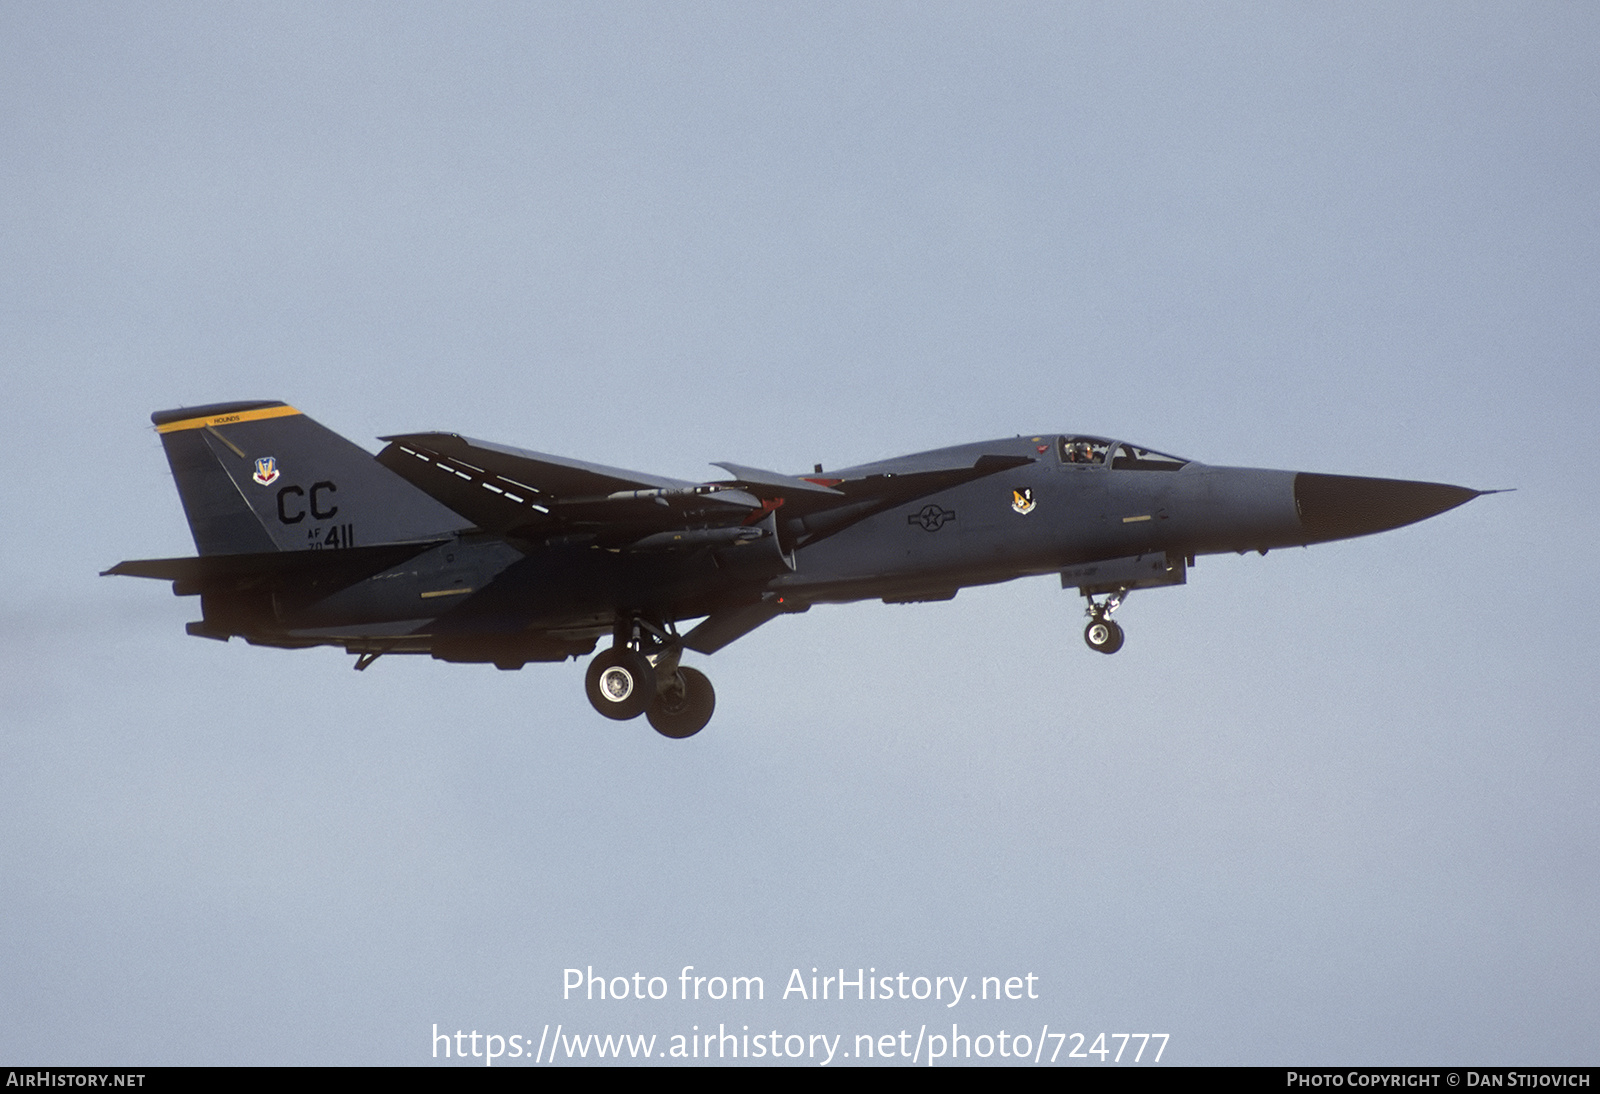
[104,540,448,588]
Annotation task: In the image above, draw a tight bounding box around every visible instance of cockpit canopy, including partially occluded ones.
[1058,436,1189,471]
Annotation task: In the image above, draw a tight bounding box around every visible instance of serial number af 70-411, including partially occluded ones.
[105,402,1492,739]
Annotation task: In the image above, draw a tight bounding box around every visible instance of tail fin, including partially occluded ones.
[154,401,470,555]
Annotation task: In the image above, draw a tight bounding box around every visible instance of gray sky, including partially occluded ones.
[2,2,1595,1066]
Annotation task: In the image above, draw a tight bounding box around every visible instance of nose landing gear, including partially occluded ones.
[1083,616,1124,654]
[1082,587,1128,654]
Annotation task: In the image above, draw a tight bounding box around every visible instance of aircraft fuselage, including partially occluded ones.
[106,403,1486,737]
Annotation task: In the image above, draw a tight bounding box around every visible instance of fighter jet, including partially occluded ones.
[105,401,1490,738]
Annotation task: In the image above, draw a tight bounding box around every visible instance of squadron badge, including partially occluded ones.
[252,456,280,486]
[1011,487,1035,515]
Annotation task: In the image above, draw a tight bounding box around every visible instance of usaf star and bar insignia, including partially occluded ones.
[908,504,956,532]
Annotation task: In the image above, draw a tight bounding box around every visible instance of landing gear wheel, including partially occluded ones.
[585,648,657,720]
[1084,618,1125,654]
[647,667,715,739]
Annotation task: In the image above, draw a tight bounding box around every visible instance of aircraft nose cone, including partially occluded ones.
[1294,472,1481,542]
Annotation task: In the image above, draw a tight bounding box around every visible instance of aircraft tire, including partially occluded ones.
[647,667,715,739]
[1084,619,1125,655]
[585,649,657,720]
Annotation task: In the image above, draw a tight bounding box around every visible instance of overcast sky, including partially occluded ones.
[2,2,1596,1066]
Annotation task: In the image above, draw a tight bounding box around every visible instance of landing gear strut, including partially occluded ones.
[584,616,717,737]
[1083,587,1128,654]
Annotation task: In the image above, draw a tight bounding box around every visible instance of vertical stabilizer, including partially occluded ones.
[153,401,471,555]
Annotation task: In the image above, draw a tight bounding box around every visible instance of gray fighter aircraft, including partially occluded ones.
[105,401,1489,738]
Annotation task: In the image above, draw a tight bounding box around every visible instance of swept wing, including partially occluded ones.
[378,432,1033,551]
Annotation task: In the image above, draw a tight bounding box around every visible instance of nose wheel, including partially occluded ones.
[1083,617,1124,654]
[1082,586,1128,654]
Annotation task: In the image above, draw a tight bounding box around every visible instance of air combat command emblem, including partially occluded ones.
[252,456,280,486]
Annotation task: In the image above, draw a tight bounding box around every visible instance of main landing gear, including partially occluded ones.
[1082,587,1128,655]
[584,618,716,738]
[585,647,657,721]
[646,666,716,739]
